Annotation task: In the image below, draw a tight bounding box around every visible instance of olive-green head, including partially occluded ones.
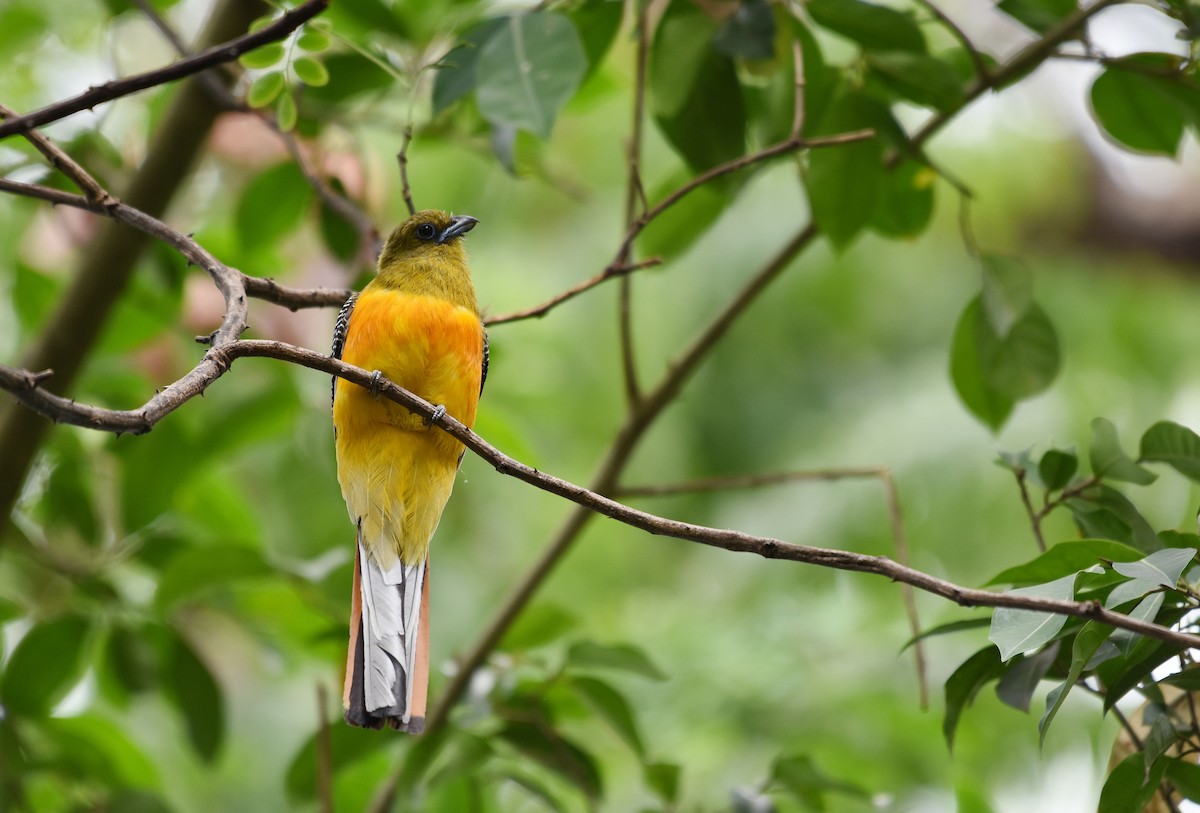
[374,210,479,311]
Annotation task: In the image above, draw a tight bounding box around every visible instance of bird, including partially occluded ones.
[330,209,487,732]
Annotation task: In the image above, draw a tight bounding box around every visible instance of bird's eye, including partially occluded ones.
[416,223,437,241]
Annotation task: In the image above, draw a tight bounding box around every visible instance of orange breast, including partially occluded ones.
[335,288,483,444]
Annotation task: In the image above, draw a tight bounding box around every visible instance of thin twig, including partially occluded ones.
[0,104,114,205]
[622,466,929,709]
[617,0,653,407]
[912,0,989,82]
[397,123,416,216]
[316,684,334,813]
[1014,468,1048,553]
[486,261,660,326]
[0,0,328,141]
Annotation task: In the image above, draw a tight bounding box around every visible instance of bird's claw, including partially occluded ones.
[425,404,447,427]
[368,370,383,396]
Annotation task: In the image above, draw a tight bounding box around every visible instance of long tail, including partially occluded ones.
[343,536,430,733]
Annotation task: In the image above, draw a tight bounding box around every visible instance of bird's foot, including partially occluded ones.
[368,370,383,396]
[424,404,446,427]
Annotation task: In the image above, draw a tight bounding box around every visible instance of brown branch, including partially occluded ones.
[0,105,114,205]
[4,339,1197,655]
[0,0,328,141]
[486,259,661,326]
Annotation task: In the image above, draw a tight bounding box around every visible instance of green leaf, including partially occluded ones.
[501,602,578,651]
[501,769,567,812]
[806,92,885,249]
[870,159,935,238]
[650,5,746,173]
[13,261,59,332]
[566,640,667,681]
[989,574,1076,661]
[286,722,394,801]
[293,56,330,87]
[713,0,776,60]
[771,752,869,808]
[1159,669,1200,691]
[1039,449,1078,492]
[296,29,332,52]
[1100,640,1185,711]
[866,51,965,111]
[304,52,394,103]
[943,645,1003,748]
[41,715,161,790]
[1068,484,1161,553]
[432,19,505,113]
[1090,417,1157,484]
[644,762,681,805]
[980,254,1033,338]
[0,616,90,716]
[1112,547,1197,588]
[102,624,160,700]
[568,0,623,76]
[155,544,273,610]
[1165,756,1200,801]
[899,618,991,652]
[1143,710,1177,770]
[976,301,1061,399]
[1109,592,1165,655]
[949,297,1012,430]
[498,721,603,799]
[320,196,360,261]
[165,633,224,761]
[1091,60,1191,156]
[236,161,313,250]
[247,71,285,108]
[997,0,1077,32]
[1140,420,1200,481]
[240,42,285,69]
[475,12,587,138]
[571,676,644,756]
[276,91,298,132]
[995,642,1059,712]
[986,539,1143,586]
[806,0,926,52]
[1099,752,1168,813]
[1039,621,1111,743]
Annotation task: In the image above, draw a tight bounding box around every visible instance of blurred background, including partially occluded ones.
[3,0,1200,811]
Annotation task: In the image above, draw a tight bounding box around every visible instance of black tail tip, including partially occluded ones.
[344,707,425,734]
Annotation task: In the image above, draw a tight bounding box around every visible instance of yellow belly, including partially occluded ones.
[333,288,483,568]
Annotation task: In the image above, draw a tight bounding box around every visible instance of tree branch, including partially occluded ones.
[0,0,328,141]
[3,339,1195,655]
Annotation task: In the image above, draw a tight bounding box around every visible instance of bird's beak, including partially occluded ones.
[438,215,478,244]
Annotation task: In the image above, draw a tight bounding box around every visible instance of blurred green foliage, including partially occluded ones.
[5,0,1200,812]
